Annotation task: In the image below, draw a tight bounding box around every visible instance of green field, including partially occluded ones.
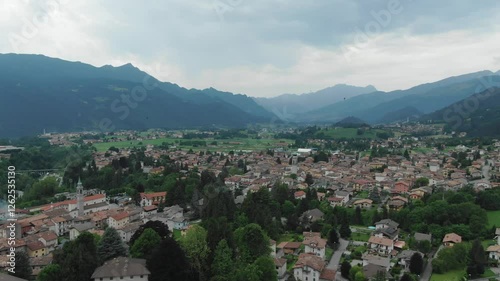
[487,210,500,228]
[351,232,370,242]
[431,269,496,281]
[315,128,388,139]
[430,269,464,281]
[92,137,293,152]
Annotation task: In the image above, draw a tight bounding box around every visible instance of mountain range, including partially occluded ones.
[421,87,500,137]
[0,54,276,138]
[0,53,499,138]
[254,84,377,117]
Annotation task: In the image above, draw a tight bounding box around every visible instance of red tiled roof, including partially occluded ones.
[140,192,167,200]
[111,212,129,221]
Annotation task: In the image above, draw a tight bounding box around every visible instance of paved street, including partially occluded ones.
[483,160,491,180]
[328,238,349,270]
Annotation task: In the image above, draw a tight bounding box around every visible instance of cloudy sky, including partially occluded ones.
[1,0,500,97]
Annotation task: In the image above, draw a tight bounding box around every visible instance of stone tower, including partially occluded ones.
[76,178,84,216]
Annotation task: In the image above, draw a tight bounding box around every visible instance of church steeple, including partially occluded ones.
[76,178,84,216]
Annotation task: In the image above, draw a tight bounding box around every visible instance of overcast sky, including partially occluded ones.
[1,0,500,97]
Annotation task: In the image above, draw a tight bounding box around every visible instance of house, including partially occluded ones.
[335,190,351,205]
[293,253,335,281]
[373,226,399,241]
[139,192,167,207]
[375,219,399,230]
[443,233,462,247]
[409,189,425,200]
[91,257,150,281]
[414,232,432,243]
[393,181,410,194]
[117,222,142,243]
[327,196,344,207]
[387,196,408,211]
[26,241,47,258]
[303,235,327,259]
[108,212,130,228]
[142,205,158,218]
[397,250,423,271]
[362,253,391,269]
[274,258,288,281]
[363,264,392,281]
[294,190,306,200]
[486,245,500,262]
[69,222,95,240]
[277,242,302,256]
[30,255,53,277]
[353,199,373,209]
[496,228,500,245]
[368,236,394,256]
[300,209,325,227]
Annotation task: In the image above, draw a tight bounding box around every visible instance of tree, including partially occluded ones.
[211,239,234,279]
[130,220,170,246]
[414,177,429,187]
[130,228,162,260]
[354,206,363,225]
[147,238,194,281]
[37,264,62,281]
[400,273,412,281]
[409,252,424,275]
[282,200,296,217]
[373,270,386,281]
[340,261,351,279]
[328,228,339,245]
[355,271,365,281]
[305,173,314,186]
[254,256,278,281]
[53,232,99,281]
[234,223,270,263]
[404,149,410,160]
[349,266,362,281]
[10,250,32,279]
[181,225,210,281]
[97,227,127,263]
[468,239,486,278]
[339,221,351,239]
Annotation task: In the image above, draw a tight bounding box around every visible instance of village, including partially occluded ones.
[1,128,500,281]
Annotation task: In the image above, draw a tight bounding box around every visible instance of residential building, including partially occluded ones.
[91,257,150,281]
[442,233,462,247]
[368,236,394,256]
[140,192,167,207]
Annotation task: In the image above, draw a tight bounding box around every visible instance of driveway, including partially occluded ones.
[328,238,349,270]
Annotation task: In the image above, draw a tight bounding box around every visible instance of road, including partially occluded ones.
[421,246,443,281]
[483,160,491,180]
[328,238,349,270]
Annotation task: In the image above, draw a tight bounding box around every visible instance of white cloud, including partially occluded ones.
[0,0,499,97]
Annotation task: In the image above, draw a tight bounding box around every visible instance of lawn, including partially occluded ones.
[482,268,496,278]
[430,269,465,281]
[92,136,293,152]
[315,128,388,140]
[351,232,370,242]
[487,210,500,228]
[325,248,334,261]
[277,233,304,244]
[173,229,182,240]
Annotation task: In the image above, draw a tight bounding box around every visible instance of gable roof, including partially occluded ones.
[443,233,462,243]
[368,236,394,247]
[414,232,432,242]
[294,253,326,272]
[91,257,150,278]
